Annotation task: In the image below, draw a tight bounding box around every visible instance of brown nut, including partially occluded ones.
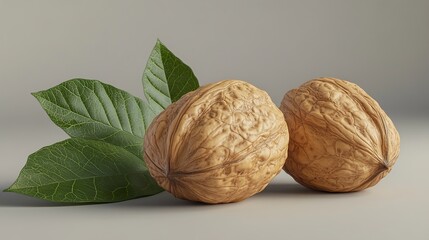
[144,80,289,203]
[280,77,400,192]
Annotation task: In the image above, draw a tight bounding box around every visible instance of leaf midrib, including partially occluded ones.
[7,170,149,191]
[36,95,142,142]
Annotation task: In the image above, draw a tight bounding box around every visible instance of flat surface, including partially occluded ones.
[0,115,428,240]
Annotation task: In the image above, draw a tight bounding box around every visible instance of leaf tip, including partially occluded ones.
[3,186,13,192]
[155,39,169,52]
[31,91,40,97]
[31,91,46,105]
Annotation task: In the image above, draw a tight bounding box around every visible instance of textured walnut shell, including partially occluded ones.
[280,77,400,192]
[144,80,289,204]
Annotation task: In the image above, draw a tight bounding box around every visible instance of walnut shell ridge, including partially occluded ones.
[144,80,289,204]
[280,77,400,192]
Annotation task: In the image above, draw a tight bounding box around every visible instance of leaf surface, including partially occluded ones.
[142,40,199,113]
[5,138,162,203]
[33,79,154,158]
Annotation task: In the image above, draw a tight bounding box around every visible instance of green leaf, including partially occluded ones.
[5,138,162,203]
[6,40,202,203]
[32,79,154,159]
[142,39,199,113]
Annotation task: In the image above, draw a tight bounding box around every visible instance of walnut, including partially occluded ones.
[144,80,289,203]
[280,77,400,192]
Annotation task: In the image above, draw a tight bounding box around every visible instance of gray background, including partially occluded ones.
[0,1,428,240]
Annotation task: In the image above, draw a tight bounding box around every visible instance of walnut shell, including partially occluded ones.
[144,80,289,204]
[280,77,400,192]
